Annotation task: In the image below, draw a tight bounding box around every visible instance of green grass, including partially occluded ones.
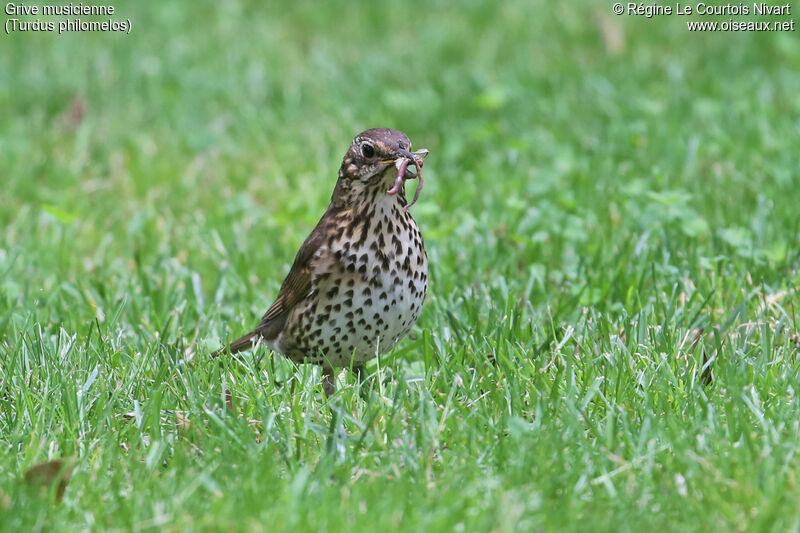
[2,0,800,530]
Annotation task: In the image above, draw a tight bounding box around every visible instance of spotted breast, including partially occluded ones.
[276,193,428,367]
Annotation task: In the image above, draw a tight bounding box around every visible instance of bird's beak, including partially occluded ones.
[393,148,429,172]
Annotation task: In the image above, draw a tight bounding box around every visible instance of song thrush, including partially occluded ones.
[213,128,429,395]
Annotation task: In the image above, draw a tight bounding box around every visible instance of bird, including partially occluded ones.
[213,128,429,396]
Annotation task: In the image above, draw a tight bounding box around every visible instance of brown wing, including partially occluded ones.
[253,212,332,338]
[211,207,337,358]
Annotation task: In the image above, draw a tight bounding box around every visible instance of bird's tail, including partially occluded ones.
[210,331,259,358]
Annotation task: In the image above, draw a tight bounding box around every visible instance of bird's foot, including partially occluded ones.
[322,367,336,397]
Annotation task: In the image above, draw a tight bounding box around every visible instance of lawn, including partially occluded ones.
[2,0,800,530]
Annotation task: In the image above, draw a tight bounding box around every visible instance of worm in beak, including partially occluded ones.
[387,148,429,212]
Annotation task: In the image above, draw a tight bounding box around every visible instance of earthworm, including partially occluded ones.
[387,155,423,212]
[386,159,409,196]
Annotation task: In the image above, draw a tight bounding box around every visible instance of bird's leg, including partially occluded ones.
[322,366,336,397]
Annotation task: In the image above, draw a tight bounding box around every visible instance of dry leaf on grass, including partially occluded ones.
[23,459,73,502]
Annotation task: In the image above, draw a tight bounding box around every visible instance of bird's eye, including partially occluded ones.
[361,143,375,158]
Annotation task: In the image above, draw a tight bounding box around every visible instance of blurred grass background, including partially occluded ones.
[1,0,800,530]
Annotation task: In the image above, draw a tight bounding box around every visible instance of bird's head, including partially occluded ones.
[332,128,428,209]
